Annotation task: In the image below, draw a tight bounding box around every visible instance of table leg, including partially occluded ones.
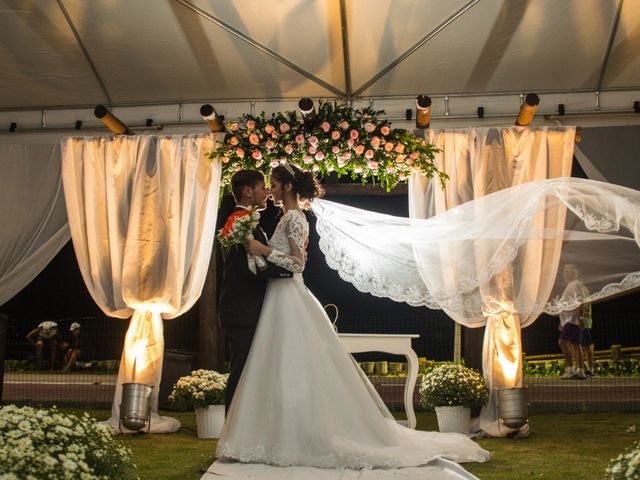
[403,349,419,429]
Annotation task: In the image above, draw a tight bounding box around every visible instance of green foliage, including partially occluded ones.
[524,358,640,377]
[208,102,446,192]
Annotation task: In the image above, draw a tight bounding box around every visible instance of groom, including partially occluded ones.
[218,170,292,413]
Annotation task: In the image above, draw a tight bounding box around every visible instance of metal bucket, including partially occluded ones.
[120,382,153,432]
[497,387,528,429]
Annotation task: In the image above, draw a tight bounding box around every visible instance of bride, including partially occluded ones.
[215,163,490,471]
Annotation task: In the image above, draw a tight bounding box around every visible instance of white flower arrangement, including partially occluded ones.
[169,369,229,409]
[419,363,489,410]
[0,404,135,480]
[606,440,640,479]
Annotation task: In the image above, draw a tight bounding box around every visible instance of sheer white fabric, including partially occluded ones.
[408,126,574,436]
[215,210,489,474]
[0,143,70,306]
[61,133,224,433]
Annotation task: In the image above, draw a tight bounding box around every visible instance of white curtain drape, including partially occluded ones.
[409,126,574,436]
[0,143,70,306]
[61,133,224,433]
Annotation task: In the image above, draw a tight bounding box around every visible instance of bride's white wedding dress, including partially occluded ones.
[210,209,489,477]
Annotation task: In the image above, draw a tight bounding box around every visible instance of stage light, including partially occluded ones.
[145,118,153,127]
[634,101,640,113]
[119,382,153,433]
[200,104,225,132]
[558,104,566,116]
[477,106,485,119]
[94,105,131,135]
[497,387,529,435]
[298,98,317,124]
[9,122,17,132]
[416,95,431,129]
[515,93,539,126]
[405,108,412,121]
[575,126,582,143]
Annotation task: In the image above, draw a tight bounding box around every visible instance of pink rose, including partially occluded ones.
[384,142,394,152]
[309,135,319,146]
[371,136,380,147]
[222,156,229,164]
[381,125,390,136]
[312,164,320,172]
[280,123,291,133]
[265,139,275,149]
[406,158,414,165]
[315,151,325,161]
[230,136,239,146]
[270,159,279,168]
[284,144,294,154]
[265,124,275,134]
[355,145,365,155]
[295,134,305,144]
[354,166,363,173]
[331,130,340,140]
[344,152,352,159]
[364,122,375,133]
[249,133,259,145]
[251,150,262,160]
[308,146,317,154]
[246,120,255,130]
[350,129,359,140]
[395,144,405,154]
[386,165,394,173]
[303,156,313,164]
[409,152,419,160]
[332,146,340,154]
[236,148,245,158]
[321,121,331,133]
[229,122,239,132]
[271,132,279,139]
[339,121,349,130]
[347,139,355,147]
[365,149,374,159]
[368,160,379,169]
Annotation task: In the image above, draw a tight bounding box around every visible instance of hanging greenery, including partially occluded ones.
[208,102,446,191]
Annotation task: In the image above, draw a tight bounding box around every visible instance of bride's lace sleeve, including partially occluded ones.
[266,213,307,273]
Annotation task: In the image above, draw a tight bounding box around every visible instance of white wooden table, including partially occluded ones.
[338,333,420,429]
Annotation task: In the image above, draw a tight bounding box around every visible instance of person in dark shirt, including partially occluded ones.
[60,322,87,372]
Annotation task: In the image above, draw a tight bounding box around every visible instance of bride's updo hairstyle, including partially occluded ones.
[271,164,324,208]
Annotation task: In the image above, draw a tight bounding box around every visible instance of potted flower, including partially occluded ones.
[169,369,229,439]
[419,363,488,434]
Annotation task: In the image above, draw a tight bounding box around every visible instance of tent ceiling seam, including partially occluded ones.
[596,0,624,91]
[55,0,112,106]
[339,0,352,100]
[351,0,481,97]
[173,0,347,98]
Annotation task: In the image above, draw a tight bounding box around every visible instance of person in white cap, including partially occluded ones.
[60,322,86,372]
[25,320,59,369]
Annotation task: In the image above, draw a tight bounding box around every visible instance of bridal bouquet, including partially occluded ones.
[419,363,489,410]
[0,405,135,479]
[217,207,267,271]
[169,369,229,409]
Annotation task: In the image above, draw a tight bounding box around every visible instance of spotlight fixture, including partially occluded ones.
[9,122,17,132]
[575,126,583,143]
[477,106,485,119]
[558,104,566,116]
[405,108,412,121]
[145,118,153,127]
[94,105,131,135]
[515,93,540,126]
[75,120,82,130]
[634,101,640,113]
[298,98,317,124]
[200,104,225,132]
[416,95,431,129]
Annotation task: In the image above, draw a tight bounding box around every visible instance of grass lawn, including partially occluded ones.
[64,409,639,480]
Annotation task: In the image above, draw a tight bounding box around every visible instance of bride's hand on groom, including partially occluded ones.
[246,239,272,257]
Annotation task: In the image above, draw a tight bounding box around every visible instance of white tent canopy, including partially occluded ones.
[1,0,640,130]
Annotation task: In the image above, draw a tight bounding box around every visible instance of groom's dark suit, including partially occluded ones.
[219,206,292,413]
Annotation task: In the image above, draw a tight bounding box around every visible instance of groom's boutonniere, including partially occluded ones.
[217,207,267,271]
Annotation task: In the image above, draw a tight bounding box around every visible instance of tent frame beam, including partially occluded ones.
[174,0,346,98]
[596,0,624,92]
[56,0,113,106]
[339,0,352,100]
[352,0,480,97]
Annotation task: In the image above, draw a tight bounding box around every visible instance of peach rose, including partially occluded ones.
[355,145,365,155]
[308,135,319,146]
[332,146,340,154]
[384,142,394,152]
[395,143,405,154]
[265,124,275,134]
[236,148,245,158]
[280,123,291,133]
[249,133,259,145]
[365,149,374,159]
[246,120,255,129]
[252,150,262,160]
[371,136,380,147]
[270,159,279,168]
[230,136,239,146]
[308,146,317,154]
[321,122,331,133]
[368,160,379,169]
[331,131,340,140]
[295,134,305,144]
[381,125,390,136]
[284,144,294,155]
[339,120,349,130]
[315,151,325,161]
[350,129,359,140]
